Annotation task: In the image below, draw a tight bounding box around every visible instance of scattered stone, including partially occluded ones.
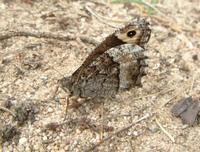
[192,54,198,61]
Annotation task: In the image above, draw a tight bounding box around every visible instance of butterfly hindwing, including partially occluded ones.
[60,44,147,98]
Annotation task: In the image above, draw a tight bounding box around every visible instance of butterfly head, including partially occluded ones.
[115,18,151,48]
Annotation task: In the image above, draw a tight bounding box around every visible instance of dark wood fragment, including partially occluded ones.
[171,97,193,117]
[180,101,200,125]
[171,97,200,125]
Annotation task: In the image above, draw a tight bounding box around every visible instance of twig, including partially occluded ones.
[84,6,120,28]
[85,113,151,152]
[0,31,75,41]
[0,105,16,117]
[160,95,178,107]
[79,35,99,46]
[0,31,98,46]
[131,88,174,101]
[155,118,175,143]
[85,6,125,23]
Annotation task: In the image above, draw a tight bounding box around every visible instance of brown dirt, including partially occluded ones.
[0,0,200,151]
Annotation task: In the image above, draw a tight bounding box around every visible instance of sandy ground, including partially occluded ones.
[0,0,200,151]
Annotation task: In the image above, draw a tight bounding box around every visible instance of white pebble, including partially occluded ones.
[33,144,40,150]
[47,107,53,113]
[42,136,48,141]
[19,137,27,145]
[133,131,138,136]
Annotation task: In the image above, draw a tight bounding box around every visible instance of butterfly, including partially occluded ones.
[59,18,151,99]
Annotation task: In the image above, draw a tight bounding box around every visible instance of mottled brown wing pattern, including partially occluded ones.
[59,18,151,98]
[60,45,147,98]
[107,45,147,90]
[60,53,119,98]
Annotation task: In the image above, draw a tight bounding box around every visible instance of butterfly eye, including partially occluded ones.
[127,30,136,38]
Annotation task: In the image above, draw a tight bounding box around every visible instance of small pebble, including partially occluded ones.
[192,54,198,61]
[42,136,47,141]
[47,107,53,113]
[133,131,138,136]
[148,124,159,133]
[19,137,27,145]
[33,143,40,150]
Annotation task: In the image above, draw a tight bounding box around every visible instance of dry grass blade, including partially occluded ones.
[141,0,165,17]
[160,95,178,107]
[155,118,175,143]
[84,6,123,28]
